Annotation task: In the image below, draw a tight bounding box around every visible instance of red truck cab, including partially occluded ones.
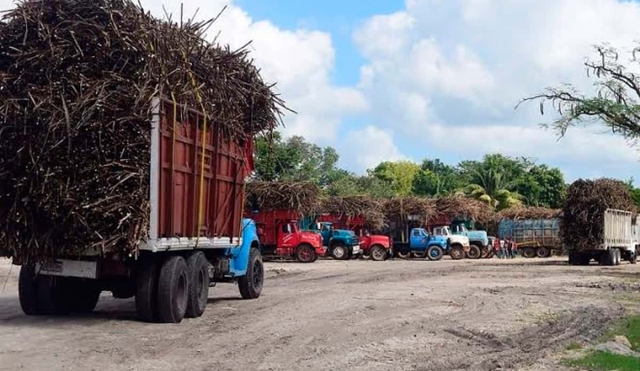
[249,210,325,262]
[317,214,391,261]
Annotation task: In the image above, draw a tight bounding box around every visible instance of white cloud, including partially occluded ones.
[341,126,406,170]
[354,0,640,178]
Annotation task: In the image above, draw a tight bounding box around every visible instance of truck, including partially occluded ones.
[300,219,362,260]
[568,209,638,266]
[316,214,391,261]
[16,98,264,323]
[249,210,325,262]
[429,216,487,259]
[498,218,562,258]
[393,226,471,261]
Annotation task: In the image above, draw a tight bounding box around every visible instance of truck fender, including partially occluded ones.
[229,220,261,276]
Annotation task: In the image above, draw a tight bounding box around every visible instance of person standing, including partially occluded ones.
[505,238,513,259]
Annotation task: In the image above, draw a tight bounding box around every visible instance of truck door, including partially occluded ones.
[277,223,296,255]
[410,228,429,250]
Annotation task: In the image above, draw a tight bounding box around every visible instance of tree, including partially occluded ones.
[370,161,421,196]
[253,131,340,186]
[513,165,566,208]
[520,44,640,143]
[625,178,640,208]
[412,158,464,196]
[459,154,526,209]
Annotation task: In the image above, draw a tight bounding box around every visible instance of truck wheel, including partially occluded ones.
[630,252,637,265]
[466,245,481,259]
[480,247,491,259]
[427,245,444,261]
[396,250,411,259]
[295,244,316,263]
[37,275,68,315]
[614,249,621,266]
[136,257,159,322]
[19,264,40,315]
[450,245,464,260]
[185,252,210,318]
[523,247,536,258]
[536,247,551,258]
[156,256,189,324]
[371,245,387,261]
[64,279,101,313]
[331,244,347,260]
[239,248,264,300]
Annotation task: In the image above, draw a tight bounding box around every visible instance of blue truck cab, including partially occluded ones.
[394,227,470,261]
[301,220,361,260]
[450,220,489,258]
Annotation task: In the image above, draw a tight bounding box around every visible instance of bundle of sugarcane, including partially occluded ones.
[496,206,562,221]
[245,181,319,214]
[0,0,286,261]
[384,196,436,220]
[317,196,386,229]
[435,195,495,224]
[561,178,636,251]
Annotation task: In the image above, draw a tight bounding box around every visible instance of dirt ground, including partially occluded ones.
[1,257,639,371]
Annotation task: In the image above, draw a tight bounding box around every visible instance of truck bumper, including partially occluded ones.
[315,246,327,256]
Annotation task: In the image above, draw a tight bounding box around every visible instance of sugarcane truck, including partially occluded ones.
[249,209,325,262]
[568,209,638,266]
[315,214,392,261]
[301,219,362,260]
[15,98,264,323]
[498,218,561,258]
[393,226,471,261]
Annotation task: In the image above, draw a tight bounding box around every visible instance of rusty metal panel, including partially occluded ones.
[157,99,248,239]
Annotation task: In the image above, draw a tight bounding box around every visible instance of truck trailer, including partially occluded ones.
[498,218,562,258]
[568,209,638,266]
[18,99,264,323]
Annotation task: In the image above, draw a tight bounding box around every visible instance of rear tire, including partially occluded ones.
[370,245,387,261]
[523,247,536,258]
[630,251,637,265]
[136,257,159,322]
[64,279,101,313]
[295,244,316,263]
[18,264,40,315]
[239,248,264,300]
[450,245,464,260]
[427,245,444,261]
[481,246,491,259]
[185,252,210,319]
[466,245,481,259]
[156,256,189,324]
[536,247,551,258]
[614,249,621,266]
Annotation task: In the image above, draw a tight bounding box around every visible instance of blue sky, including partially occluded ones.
[232,0,640,185]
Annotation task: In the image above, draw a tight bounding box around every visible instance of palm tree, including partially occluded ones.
[461,155,524,210]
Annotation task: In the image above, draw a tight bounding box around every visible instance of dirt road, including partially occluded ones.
[1,257,639,371]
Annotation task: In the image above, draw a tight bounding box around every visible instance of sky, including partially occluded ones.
[0,0,639,184]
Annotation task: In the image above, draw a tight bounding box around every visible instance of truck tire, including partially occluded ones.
[466,245,481,259]
[370,245,387,261]
[536,247,551,258]
[295,244,316,263]
[36,275,67,315]
[239,248,264,300]
[185,252,210,319]
[450,245,464,260]
[156,256,189,323]
[64,279,101,313]
[630,252,637,265]
[614,249,621,266]
[427,245,444,261]
[523,247,536,258]
[331,244,348,260]
[481,246,491,259]
[19,264,40,315]
[136,257,159,322]
[396,250,411,259]
[599,249,615,266]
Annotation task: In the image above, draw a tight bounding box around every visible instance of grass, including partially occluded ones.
[564,315,640,371]
[566,342,583,351]
[564,351,640,370]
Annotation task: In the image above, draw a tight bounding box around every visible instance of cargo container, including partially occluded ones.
[568,209,638,266]
[498,218,562,258]
[18,98,264,323]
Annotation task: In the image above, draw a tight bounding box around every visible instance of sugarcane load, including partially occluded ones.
[0,0,286,323]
